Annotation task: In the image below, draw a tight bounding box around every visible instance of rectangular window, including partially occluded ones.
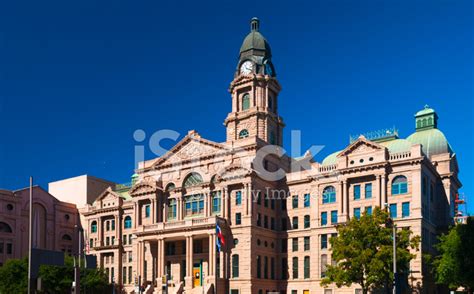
[366,206,372,215]
[365,183,372,198]
[257,255,261,279]
[235,213,241,225]
[321,212,327,226]
[6,243,12,255]
[232,254,239,278]
[281,239,288,253]
[354,208,361,220]
[257,213,261,226]
[271,257,275,279]
[390,203,397,219]
[292,195,298,209]
[304,256,310,279]
[123,235,127,245]
[281,198,287,211]
[402,202,410,218]
[304,193,310,207]
[264,216,268,228]
[292,257,299,279]
[111,219,115,230]
[331,210,338,224]
[212,192,221,214]
[235,191,242,205]
[122,267,126,284]
[321,234,328,249]
[168,199,177,219]
[304,215,310,228]
[304,236,310,251]
[271,217,275,230]
[264,256,269,279]
[281,217,287,231]
[281,257,288,279]
[128,266,132,284]
[292,217,299,229]
[145,205,151,218]
[128,235,132,245]
[184,194,204,216]
[354,185,361,200]
[321,254,327,278]
[292,238,298,251]
[271,199,275,210]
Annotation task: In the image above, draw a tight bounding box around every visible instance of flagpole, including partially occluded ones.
[28,176,33,294]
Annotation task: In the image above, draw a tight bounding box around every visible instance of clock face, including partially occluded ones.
[240,61,254,74]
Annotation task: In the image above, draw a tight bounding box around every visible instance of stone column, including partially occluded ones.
[208,234,214,276]
[97,216,102,246]
[342,181,348,221]
[204,192,209,217]
[381,174,387,206]
[221,188,227,219]
[185,235,194,290]
[178,198,183,220]
[151,199,156,224]
[244,183,250,216]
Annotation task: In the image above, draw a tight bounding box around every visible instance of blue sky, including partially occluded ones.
[1,1,472,212]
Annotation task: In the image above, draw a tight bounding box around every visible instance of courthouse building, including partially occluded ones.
[79,18,461,294]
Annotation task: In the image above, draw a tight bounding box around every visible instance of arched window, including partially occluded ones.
[428,117,433,125]
[183,172,203,188]
[242,94,250,110]
[239,129,249,139]
[165,183,176,192]
[422,118,427,127]
[322,186,336,204]
[0,222,12,233]
[232,254,239,278]
[62,234,72,241]
[91,221,97,233]
[124,216,132,229]
[392,176,408,195]
[416,120,421,128]
[168,199,177,220]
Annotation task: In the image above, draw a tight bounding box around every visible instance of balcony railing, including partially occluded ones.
[140,216,219,233]
[389,151,411,161]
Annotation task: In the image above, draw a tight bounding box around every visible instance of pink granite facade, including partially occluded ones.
[0,186,79,266]
[79,18,460,294]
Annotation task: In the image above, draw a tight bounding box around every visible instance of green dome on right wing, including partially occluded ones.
[406,128,453,157]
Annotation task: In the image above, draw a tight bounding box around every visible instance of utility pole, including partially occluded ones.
[28,176,33,294]
[393,224,397,294]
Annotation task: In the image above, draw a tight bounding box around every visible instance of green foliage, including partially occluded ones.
[0,258,28,294]
[0,255,109,294]
[433,217,474,291]
[320,207,420,294]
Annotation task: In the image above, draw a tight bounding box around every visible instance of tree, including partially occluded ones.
[432,217,474,292]
[320,207,420,294]
[0,255,109,294]
[0,258,28,294]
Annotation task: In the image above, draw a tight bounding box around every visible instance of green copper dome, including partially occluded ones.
[322,150,341,166]
[239,17,272,57]
[406,128,452,157]
[380,139,413,153]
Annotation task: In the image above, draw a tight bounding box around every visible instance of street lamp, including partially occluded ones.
[384,203,397,294]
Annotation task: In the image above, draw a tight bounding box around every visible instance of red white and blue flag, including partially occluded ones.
[216,223,225,252]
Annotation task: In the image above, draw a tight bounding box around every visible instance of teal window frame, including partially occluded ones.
[91,221,97,233]
[304,236,310,251]
[235,191,242,206]
[321,234,328,249]
[304,256,310,279]
[235,213,242,225]
[330,210,338,224]
[304,193,310,207]
[145,205,151,218]
[322,186,336,204]
[354,207,361,220]
[292,195,298,208]
[168,199,177,219]
[390,203,397,218]
[239,129,249,139]
[354,185,361,200]
[321,212,327,226]
[184,194,204,217]
[232,254,239,278]
[304,215,310,228]
[124,216,132,229]
[366,206,372,216]
[392,176,408,195]
[402,202,410,218]
[365,183,372,198]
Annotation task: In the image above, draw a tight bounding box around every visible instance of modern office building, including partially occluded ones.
[80,18,461,294]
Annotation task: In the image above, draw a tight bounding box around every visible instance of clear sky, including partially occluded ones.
[1,1,472,212]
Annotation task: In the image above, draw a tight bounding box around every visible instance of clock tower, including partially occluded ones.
[224,18,284,145]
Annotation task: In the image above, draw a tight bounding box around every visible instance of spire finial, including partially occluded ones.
[250,17,260,32]
[424,104,430,109]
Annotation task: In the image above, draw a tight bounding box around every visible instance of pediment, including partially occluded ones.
[216,165,252,181]
[338,136,383,157]
[151,131,227,168]
[93,187,120,204]
[130,178,160,197]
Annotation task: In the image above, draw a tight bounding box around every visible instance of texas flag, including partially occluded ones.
[216,223,225,252]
